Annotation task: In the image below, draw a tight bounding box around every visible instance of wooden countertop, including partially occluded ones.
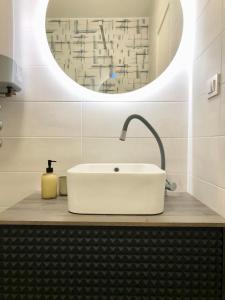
[0,193,225,227]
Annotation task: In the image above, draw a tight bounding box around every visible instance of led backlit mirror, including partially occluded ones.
[46,0,183,94]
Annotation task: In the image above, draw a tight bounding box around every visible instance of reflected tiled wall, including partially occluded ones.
[46,17,150,93]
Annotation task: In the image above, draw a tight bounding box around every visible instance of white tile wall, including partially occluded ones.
[220,84,225,135]
[0,138,82,172]
[83,138,187,173]
[192,137,225,187]
[193,36,222,97]
[83,102,187,138]
[15,67,84,102]
[0,0,189,209]
[191,0,225,217]
[192,177,225,214]
[194,0,223,59]
[16,29,52,67]
[1,101,82,137]
[0,207,7,213]
[0,0,13,57]
[83,137,187,193]
[195,0,209,18]
[222,31,225,83]
[0,172,41,208]
[192,93,221,137]
[81,68,189,102]
[223,0,225,30]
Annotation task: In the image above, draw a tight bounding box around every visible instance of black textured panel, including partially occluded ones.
[0,226,223,300]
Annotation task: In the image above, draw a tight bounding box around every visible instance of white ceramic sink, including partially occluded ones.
[67,163,166,215]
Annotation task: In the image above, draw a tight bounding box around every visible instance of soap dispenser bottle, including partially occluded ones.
[41,160,57,199]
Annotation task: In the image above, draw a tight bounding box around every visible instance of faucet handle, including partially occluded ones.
[165,179,177,191]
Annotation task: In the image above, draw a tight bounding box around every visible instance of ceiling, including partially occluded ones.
[47,0,154,18]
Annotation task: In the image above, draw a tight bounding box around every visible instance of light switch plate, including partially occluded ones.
[207,73,220,99]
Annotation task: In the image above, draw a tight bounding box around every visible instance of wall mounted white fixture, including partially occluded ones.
[207,73,220,100]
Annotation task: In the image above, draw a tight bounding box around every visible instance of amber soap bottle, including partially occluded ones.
[41,160,57,199]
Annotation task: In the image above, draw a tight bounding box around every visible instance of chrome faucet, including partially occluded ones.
[119,114,177,191]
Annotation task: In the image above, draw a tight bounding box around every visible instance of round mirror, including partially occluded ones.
[46,0,183,94]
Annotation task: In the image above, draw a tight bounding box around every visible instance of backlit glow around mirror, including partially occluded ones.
[45,0,183,94]
[21,0,194,102]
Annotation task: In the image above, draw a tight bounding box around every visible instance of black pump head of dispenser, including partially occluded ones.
[46,160,56,173]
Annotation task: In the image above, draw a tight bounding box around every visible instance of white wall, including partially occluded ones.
[0,0,190,212]
[0,0,13,57]
[0,0,13,213]
[150,0,183,81]
[190,0,225,217]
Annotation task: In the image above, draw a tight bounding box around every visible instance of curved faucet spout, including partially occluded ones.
[119,114,177,191]
[119,114,166,170]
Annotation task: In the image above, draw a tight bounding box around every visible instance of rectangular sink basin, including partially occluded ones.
[67,163,166,215]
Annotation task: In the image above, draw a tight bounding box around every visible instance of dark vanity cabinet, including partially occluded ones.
[0,225,224,300]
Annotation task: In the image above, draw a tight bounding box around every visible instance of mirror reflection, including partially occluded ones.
[46,0,183,94]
